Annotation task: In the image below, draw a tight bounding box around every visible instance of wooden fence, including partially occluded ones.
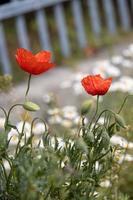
[0,0,133,74]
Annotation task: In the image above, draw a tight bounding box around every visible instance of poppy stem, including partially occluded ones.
[117,94,133,114]
[89,95,99,129]
[25,74,32,98]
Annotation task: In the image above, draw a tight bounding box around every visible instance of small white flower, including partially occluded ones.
[74,73,85,81]
[122,60,133,68]
[93,60,121,77]
[8,129,19,146]
[17,121,31,133]
[47,108,60,115]
[60,80,72,89]
[100,180,111,188]
[33,122,47,135]
[98,117,105,125]
[0,117,5,129]
[61,119,73,128]
[111,55,124,65]
[118,154,133,164]
[43,93,53,104]
[49,115,62,124]
[122,49,133,58]
[73,82,83,95]
[128,142,133,149]
[110,135,128,148]
[3,159,11,171]
[95,161,100,171]
[57,137,65,149]
[62,106,78,120]
[128,44,133,53]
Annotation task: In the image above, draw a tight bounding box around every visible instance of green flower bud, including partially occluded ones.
[23,101,40,112]
[100,132,110,150]
[108,123,116,137]
[115,114,126,129]
[87,131,95,143]
[76,138,88,153]
[81,100,93,115]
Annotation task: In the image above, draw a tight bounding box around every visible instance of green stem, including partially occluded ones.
[89,95,99,129]
[5,104,23,128]
[15,121,26,156]
[92,109,115,131]
[30,117,48,136]
[0,161,8,182]
[25,74,32,98]
[44,186,52,200]
[0,106,7,118]
[118,94,133,114]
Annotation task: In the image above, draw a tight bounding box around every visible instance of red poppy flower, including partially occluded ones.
[15,48,55,75]
[81,74,112,96]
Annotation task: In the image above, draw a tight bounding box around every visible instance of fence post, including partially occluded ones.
[12,0,30,49]
[54,3,70,57]
[87,0,101,36]
[36,9,52,51]
[71,0,87,48]
[102,0,116,34]
[117,0,131,31]
[0,23,12,74]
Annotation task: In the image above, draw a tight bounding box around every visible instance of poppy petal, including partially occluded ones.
[81,74,112,96]
[35,51,52,62]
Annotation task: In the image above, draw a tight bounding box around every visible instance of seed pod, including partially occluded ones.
[81,100,93,115]
[115,114,126,129]
[23,101,40,112]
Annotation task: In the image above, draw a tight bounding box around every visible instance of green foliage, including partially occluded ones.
[0,75,12,92]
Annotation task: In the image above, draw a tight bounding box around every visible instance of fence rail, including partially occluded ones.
[0,0,132,74]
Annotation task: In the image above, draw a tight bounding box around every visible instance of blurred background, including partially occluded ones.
[0,0,133,199]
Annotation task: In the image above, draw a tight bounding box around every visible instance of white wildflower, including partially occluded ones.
[100,180,111,188]
[62,106,78,120]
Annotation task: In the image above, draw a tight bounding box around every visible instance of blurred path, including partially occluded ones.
[0,40,133,113]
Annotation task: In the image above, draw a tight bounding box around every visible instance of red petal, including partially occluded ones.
[30,62,55,75]
[81,74,112,96]
[35,51,52,62]
[15,48,36,74]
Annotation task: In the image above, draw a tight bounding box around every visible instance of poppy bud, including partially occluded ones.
[81,100,93,115]
[23,101,40,112]
[100,132,110,150]
[108,123,116,137]
[87,131,95,143]
[76,138,88,153]
[115,114,126,129]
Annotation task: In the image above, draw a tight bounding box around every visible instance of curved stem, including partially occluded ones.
[6,104,23,127]
[25,74,32,98]
[92,109,115,131]
[30,117,48,136]
[118,94,133,114]
[0,161,8,182]
[0,106,7,118]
